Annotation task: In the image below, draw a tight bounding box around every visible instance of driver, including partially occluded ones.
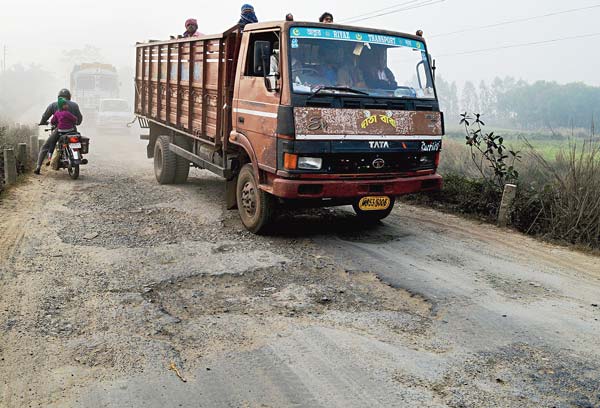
[35,89,83,175]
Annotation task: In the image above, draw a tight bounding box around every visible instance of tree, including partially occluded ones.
[461,81,479,114]
[61,45,104,64]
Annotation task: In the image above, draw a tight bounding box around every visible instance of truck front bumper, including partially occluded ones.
[270,174,442,200]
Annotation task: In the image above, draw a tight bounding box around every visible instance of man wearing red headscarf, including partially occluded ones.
[183,18,203,38]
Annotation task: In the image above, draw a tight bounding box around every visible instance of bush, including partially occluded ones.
[408,119,600,250]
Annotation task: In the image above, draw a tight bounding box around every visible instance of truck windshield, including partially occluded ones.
[289,27,435,99]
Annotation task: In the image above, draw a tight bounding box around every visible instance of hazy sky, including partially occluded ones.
[1,0,598,86]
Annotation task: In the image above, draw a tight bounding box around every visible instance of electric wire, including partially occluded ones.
[438,32,600,57]
[339,0,424,22]
[430,4,600,38]
[342,0,447,24]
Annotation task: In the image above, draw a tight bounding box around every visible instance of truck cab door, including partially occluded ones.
[233,30,281,173]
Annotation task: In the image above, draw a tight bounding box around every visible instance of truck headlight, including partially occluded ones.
[298,157,323,170]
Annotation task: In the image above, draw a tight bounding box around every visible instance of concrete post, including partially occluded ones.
[30,135,39,163]
[3,148,17,185]
[17,143,28,170]
[497,183,517,228]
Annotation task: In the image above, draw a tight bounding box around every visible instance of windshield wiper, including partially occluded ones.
[307,86,369,100]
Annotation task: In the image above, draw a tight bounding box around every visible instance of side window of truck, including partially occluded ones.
[244,31,280,77]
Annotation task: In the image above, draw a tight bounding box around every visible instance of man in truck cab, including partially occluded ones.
[363,49,398,90]
[35,89,83,175]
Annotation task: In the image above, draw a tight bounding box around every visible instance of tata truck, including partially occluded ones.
[135,22,444,233]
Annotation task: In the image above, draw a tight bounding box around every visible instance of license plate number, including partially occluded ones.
[358,196,391,211]
[69,143,82,149]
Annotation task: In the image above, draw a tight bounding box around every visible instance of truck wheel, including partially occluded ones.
[154,135,176,184]
[236,164,275,234]
[352,196,396,222]
[173,135,190,184]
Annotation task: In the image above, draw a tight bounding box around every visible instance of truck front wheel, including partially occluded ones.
[236,164,275,234]
[352,196,396,222]
[154,135,176,184]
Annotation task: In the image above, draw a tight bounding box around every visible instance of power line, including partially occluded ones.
[339,0,424,22]
[342,0,446,24]
[431,4,600,38]
[438,32,600,57]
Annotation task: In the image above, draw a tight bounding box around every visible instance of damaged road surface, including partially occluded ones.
[1,132,599,408]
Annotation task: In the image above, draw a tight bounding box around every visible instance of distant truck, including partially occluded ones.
[71,63,120,125]
[135,22,444,233]
[97,99,132,133]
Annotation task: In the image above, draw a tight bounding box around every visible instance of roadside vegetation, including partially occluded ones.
[406,115,600,250]
[0,120,35,193]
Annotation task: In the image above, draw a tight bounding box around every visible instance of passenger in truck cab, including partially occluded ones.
[337,47,367,89]
[183,18,202,38]
[269,41,280,76]
[238,4,258,31]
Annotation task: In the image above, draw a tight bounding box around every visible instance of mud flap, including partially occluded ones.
[225,177,238,210]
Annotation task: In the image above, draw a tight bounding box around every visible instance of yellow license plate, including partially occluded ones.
[358,196,391,211]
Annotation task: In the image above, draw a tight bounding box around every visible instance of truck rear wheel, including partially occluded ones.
[154,135,176,184]
[352,196,396,222]
[236,164,275,234]
[173,135,190,184]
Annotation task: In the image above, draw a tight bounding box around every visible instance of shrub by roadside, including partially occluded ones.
[405,117,600,250]
[0,121,35,193]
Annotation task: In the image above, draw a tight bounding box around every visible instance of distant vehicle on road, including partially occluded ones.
[71,63,120,125]
[97,99,132,133]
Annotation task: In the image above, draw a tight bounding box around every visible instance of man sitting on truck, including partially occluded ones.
[183,18,202,38]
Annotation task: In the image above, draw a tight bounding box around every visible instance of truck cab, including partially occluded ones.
[135,21,443,233]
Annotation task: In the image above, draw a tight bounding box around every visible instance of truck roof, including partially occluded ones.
[135,21,427,47]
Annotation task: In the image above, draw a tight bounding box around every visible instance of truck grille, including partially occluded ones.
[323,153,436,174]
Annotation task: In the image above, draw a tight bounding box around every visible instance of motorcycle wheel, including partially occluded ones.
[68,164,80,180]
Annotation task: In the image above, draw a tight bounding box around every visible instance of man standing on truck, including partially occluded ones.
[238,4,258,30]
[35,89,83,175]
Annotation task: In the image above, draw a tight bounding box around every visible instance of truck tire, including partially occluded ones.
[173,135,190,184]
[154,135,176,184]
[352,196,396,222]
[236,164,275,234]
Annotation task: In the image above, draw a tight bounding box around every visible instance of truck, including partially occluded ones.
[135,21,444,233]
[71,63,120,125]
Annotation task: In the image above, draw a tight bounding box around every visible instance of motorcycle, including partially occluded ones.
[45,127,90,180]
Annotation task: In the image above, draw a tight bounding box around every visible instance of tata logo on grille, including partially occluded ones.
[372,158,386,169]
[369,141,390,149]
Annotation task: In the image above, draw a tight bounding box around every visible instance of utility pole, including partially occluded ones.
[2,45,6,73]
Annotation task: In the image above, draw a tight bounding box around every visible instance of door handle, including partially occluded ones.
[238,116,245,124]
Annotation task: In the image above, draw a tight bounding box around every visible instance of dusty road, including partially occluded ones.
[1,128,599,408]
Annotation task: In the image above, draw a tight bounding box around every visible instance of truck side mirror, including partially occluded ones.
[253,41,271,76]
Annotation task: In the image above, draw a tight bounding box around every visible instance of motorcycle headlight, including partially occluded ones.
[298,157,323,170]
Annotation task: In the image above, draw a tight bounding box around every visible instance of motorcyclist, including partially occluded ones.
[35,89,83,174]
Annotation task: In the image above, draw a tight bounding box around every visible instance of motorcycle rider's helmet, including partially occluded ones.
[58,88,71,100]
